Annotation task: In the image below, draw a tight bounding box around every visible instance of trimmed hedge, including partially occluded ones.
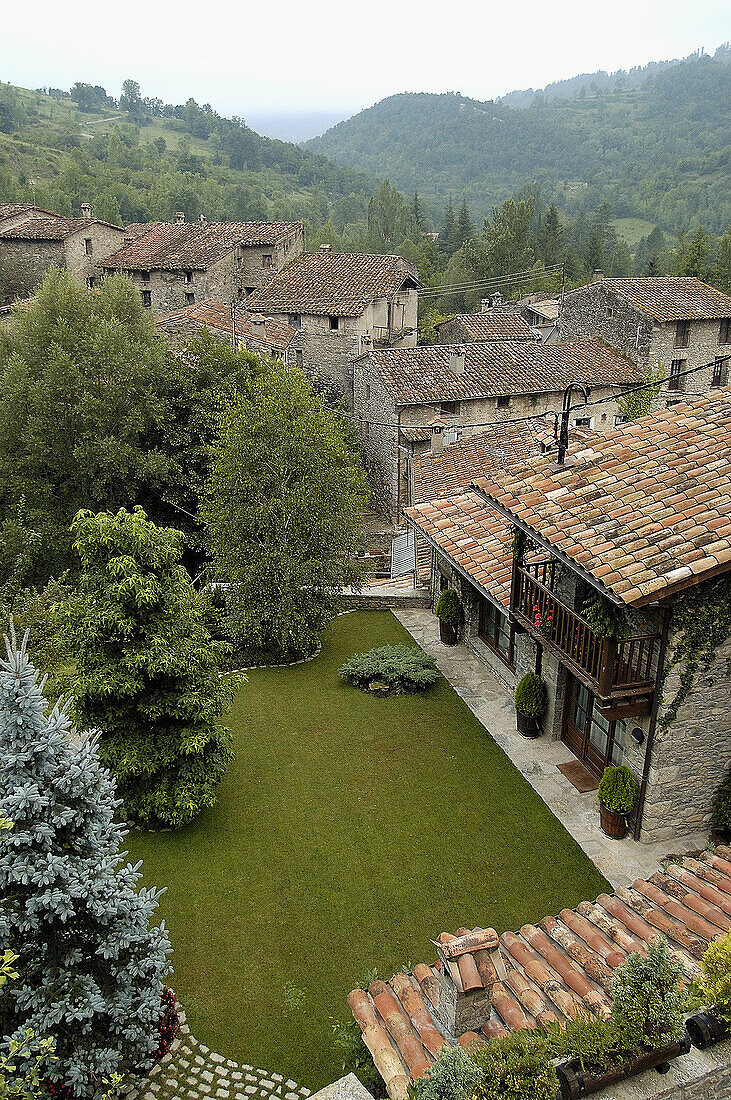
[338,645,440,694]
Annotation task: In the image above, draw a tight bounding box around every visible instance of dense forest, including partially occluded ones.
[308,48,731,234]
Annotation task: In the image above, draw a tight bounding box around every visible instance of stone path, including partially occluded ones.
[394,608,708,890]
[128,1010,311,1100]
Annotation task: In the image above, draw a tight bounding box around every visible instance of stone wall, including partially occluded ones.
[353,360,400,518]
[559,282,731,403]
[0,239,64,298]
[64,223,125,285]
[640,611,731,844]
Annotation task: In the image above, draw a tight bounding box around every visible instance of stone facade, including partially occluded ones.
[263,290,418,405]
[107,225,304,316]
[559,281,731,403]
[354,368,632,521]
[64,222,127,287]
[0,238,64,299]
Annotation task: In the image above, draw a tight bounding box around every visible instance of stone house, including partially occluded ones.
[155,299,296,361]
[406,388,731,844]
[435,311,535,344]
[0,202,125,300]
[348,845,731,1099]
[102,217,304,314]
[245,248,420,402]
[558,275,731,402]
[355,338,641,519]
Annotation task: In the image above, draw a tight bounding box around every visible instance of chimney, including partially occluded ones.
[448,347,466,377]
[431,424,445,455]
[199,213,207,225]
[81,202,93,220]
[592,268,604,282]
[427,928,505,1037]
[491,291,503,308]
[319,243,332,252]
[175,211,185,223]
[249,314,266,338]
[480,297,491,313]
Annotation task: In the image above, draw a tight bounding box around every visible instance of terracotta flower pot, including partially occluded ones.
[438,620,458,645]
[599,802,629,839]
[516,711,541,738]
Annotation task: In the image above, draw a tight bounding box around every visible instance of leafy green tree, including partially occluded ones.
[203,365,369,662]
[0,270,182,584]
[0,628,171,1093]
[64,507,237,829]
[466,196,535,288]
[672,226,712,280]
[617,364,664,422]
[367,180,410,247]
[439,198,459,255]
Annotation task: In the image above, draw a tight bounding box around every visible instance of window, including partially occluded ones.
[84,237,93,256]
[720,318,731,345]
[141,290,152,308]
[295,350,303,369]
[574,416,592,428]
[478,598,513,666]
[184,270,193,284]
[613,414,627,427]
[140,270,150,282]
[365,384,371,403]
[606,306,615,319]
[712,357,729,388]
[440,400,459,416]
[674,320,690,348]
[288,314,301,329]
[86,276,96,289]
[245,287,256,296]
[666,398,682,407]
[262,254,273,269]
[329,315,340,331]
[496,395,510,408]
[563,673,628,775]
[669,359,685,391]
[185,292,195,305]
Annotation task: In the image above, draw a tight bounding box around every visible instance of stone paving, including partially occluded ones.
[394,608,709,890]
[128,1010,311,1100]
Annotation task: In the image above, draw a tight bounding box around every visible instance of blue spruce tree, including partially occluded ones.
[0,627,172,1097]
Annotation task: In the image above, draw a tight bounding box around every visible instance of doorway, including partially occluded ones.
[562,673,627,777]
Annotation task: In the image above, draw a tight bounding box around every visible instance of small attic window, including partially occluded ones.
[329,315,340,330]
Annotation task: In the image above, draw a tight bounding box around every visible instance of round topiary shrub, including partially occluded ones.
[598,764,638,813]
[338,645,440,695]
[514,672,548,718]
[435,589,461,628]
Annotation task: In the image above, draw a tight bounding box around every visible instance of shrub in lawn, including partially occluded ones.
[338,644,440,694]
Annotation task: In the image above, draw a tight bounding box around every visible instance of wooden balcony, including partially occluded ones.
[513,563,660,704]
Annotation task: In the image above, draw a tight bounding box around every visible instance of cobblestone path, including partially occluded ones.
[129,1010,312,1100]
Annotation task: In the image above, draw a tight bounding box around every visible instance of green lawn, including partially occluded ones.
[610,217,658,247]
[127,611,609,1089]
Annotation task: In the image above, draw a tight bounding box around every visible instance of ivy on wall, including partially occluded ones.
[659,575,731,731]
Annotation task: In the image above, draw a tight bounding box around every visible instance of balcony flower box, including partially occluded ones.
[555,1034,691,1099]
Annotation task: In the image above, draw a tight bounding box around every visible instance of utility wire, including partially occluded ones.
[327,353,730,433]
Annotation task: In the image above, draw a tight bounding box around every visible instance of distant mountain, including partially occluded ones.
[246,110,350,143]
[307,47,731,233]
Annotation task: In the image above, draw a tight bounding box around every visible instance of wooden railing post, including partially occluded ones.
[597,637,617,698]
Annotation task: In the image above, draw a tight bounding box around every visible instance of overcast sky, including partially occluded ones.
[1,0,728,119]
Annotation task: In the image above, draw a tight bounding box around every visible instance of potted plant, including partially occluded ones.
[597,765,638,839]
[435,589,461,646]
[686,928,731,1049]
[514,672,548,737]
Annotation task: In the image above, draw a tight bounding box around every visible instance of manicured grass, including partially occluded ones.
[127,612,609,1089]
[610,217,658,247]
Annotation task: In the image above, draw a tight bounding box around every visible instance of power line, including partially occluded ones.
[419,264,564,299]
[327,353,729,433]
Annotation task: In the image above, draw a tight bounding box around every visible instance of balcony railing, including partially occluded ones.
[514,564,659,699]
[372,325,406,347]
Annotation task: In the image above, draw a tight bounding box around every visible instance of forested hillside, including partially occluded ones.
[0,79,376,235]
[308,49,731,234]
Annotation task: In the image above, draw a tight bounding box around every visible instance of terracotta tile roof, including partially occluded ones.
[411,422,546,504]
[0,214,121,240]
[524,298,560,322]
[405,493,513,608]
[436,312,535,342]
[0,202,37,223]
[104,220,302,271]
[589,277,731,322]
[156,299,296,350]
[471,388,731,606]
[246,251,420,317]
[368,340,641,405]
[349,845,731,1099]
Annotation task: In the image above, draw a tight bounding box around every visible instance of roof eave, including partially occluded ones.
[404,509,509,611]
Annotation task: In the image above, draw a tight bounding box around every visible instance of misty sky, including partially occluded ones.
[1,0,728,120]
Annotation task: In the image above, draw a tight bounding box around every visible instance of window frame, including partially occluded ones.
[712,356,729,388]
[668,358,685,391]
[440,400,460,416]
[719,318,731,345]
[262,253,274,269]
[674,320,690,349]
[477,596,514,668]
[496,394,511,408]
